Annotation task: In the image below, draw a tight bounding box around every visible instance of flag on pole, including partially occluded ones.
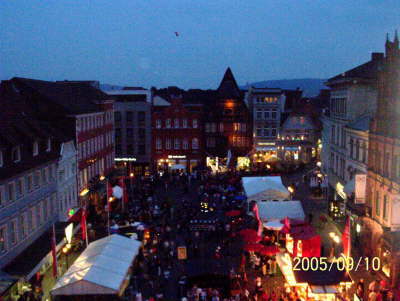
[51,224,57,278]
[81,207,87,241]
[342,215,351,257]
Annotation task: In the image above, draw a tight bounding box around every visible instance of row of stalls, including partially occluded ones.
[51,234,141,301]
[241,176,353,300]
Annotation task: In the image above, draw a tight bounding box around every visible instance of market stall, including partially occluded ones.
[285,225,321,257]
[257,200,306,222]
[276,252,352,301]
[51,234,141,301]
[242,176,290,203]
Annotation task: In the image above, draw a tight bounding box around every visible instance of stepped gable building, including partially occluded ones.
[365,32,400,286]
[9,78,115,204]
[204,68,252,170]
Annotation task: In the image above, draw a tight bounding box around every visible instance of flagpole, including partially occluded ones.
[107,179,110,236]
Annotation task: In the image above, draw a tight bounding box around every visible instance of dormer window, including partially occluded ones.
[46,138,51,152]
[33,141,39,156]
[12,146,21,163]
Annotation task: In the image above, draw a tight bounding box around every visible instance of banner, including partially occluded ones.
[81,208,87,241]
[355,174,367,204]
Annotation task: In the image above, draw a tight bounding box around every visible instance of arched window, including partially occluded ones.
[192,138,199,149]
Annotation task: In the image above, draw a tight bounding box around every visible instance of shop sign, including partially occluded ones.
[336,182,347,200]
[168,155,186,159]
[177,246,187,260]
[114,158,137,161]
[258,142,275,146]
[355,174,367,204]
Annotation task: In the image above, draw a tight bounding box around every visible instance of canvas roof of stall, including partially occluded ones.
[51,235,141,296]
[242,176,290,201]
[258,200,305,222]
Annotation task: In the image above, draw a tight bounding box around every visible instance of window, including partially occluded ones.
[183,119,188,128]
[263,127,270,137]
[256,110,262,120]
[46,138,51,152]
[166,119,171,128]
[126,128,133,139]
[19,215,26,238]
[174,118,180,128]
[174,138,180,150]
[166,139,171,149]
[0,227,6,253]
[271,128,277,137]
[114,111,121,122]
[156,119,162,129]
[362,142,367,163]
[34,170,41,187]
[375,191,380,216]
[9,220,16,245]
[383,195,388,220]
[0,151,3,167]
[138,145,146,155]
[192,138,199,149]
[16,178,23,197]
[37,204,42,226]
[207,138,216,148]
[115,128,121,137]
[41,169,46,184]
[8,182,15,202]
[349,139,354,158]
[33,141,39,156]
[0,186,4,207]
[127,144,134,155]
[356,140,360,161]
[331,125,336,144]
[12,146,21,162]
[256,127,262,137]
[183,139,189,150]
[126,111,133,122]
[271,110,277,119]
[241,123,247,132]
[138,111,146,127]
[264,110,270,119]
[205,123,211,133]
[28,209,33,230]
[156,138,162,150]
[192,119,198,128]
[219,123,224,132]
[211,123,216,133]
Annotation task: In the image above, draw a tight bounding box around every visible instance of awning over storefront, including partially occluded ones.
[282,147,299,151]
[257,201,305,222]
[256,146,277,151]
[242,176,290,202]
[51,234,141,296]
[4,222,79,280]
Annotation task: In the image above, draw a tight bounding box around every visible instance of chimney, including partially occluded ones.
[371,52,384,61]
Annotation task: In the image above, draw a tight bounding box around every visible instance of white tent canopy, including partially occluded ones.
[242,176,290,202]
[257,200,305,222]
[51,234,141,296]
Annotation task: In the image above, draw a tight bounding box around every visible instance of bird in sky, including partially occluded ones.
[174,32,179,37]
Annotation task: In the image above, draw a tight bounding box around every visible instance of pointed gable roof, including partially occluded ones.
[217,67,241,99]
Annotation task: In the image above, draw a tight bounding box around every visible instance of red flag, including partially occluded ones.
[81,208,87,241]
[119,177,128,204]
[342,216,351,257]
[51,224,57,278]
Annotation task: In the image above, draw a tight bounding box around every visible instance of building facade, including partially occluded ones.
[57,140,78,221]
[10,78,115,203]
[321,52,383,219]
[365,34,400,286]
[106,88,152,176]
[245,87,285,167]
[152,97,203,173]
[204,68,253,171]
[0,84,59,269]
[277,114,319,164]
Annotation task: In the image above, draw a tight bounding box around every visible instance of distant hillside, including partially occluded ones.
[100,83,124,91]
[241,78,328,97]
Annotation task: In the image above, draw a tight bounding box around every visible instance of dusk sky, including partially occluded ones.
[1,1,399,89]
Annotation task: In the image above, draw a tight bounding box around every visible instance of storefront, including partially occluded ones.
[236,157,250,171]
[156,155,200,173]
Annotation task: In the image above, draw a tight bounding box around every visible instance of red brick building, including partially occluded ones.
[365,33,400,286]
[204,68,253,171]
[152,97,203,173]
